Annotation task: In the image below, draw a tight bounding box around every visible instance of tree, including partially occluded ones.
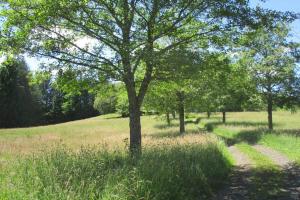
[30,66,99,124]
[93,82,118,115]
[154,48,206,134]
[239,23,300,130]
[0,55,40,127]
[144,82,178,126]
[54,67,99,120]
[2,0,294,152]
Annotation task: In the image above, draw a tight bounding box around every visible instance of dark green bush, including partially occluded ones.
[205,123,214,132]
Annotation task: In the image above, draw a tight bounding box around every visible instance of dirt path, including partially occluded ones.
[252,144,300,199]
[214,146,253,200]
[282,164,300,199]
[215,145,300,199]
[228,146,253,166]
[253,145,290,167]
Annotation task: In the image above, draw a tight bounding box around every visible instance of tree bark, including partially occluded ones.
[172,111,176,119]
[177,91,185,134]
[128,95,142,155]
[207,111,211,119]
[267,94,273,130]
[166,112,171,126]
[222,111,226,123]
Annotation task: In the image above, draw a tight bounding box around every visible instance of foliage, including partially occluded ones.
[0,61,100,127]
[0,55,41,127]
[116,87,129,117]
[2,0,290,150]
[239,23,299,109]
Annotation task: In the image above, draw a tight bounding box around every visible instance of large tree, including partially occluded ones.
[1,0,294,152]
[239,23,300,130]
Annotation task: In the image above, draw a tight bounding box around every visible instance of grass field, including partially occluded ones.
[0,114,233,200]
[201,111,300,199]
[1,111,299,199]
[201,111,300,164]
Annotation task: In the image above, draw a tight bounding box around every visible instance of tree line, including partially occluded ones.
[0,56,98,127]
[1,0,299,154]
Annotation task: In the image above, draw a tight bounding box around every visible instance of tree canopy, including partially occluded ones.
[0,0,298,152]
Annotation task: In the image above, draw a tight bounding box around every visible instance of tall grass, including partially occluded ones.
[0,141,232,200]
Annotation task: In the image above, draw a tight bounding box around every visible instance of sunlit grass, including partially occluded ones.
[0,114,235,199]
[0,115,200,158]
[260,134,300,164]
[202,111,300,164]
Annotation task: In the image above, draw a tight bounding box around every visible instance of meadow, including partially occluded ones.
[0,111,299,199]
[0,114,233,200]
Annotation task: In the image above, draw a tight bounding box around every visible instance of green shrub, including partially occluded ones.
[205,123,214,132]
[0,142,232,200]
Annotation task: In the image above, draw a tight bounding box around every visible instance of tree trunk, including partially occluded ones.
[222,111,226,123]
[267,95,273,130]
[177,91,185,134]
[207,111,211,119]
[166,112,170,126]
[172,111,176,119]
[128,96,142,155]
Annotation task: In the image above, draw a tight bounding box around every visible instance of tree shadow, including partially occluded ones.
[154,117,201,130]
[217,130,263,146]
[204,120,300,146]
[212,127,300,146]
[103,115,124,119]
[249,164,300,200]
[154,123,178,129]
[149,129,203,139]
[216,163,300,199]
[272,129,300,137]
[207,121,269,128]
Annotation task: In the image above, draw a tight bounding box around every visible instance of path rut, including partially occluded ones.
[215,144,300,199]
[253,145,290,167]
[214,146,253,200]
[253,144,300,199]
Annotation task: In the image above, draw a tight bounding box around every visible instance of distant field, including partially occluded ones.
[1,111,299,159]
[0,114,200,157]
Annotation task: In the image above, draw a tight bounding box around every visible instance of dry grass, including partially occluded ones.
[0,114,207,159]
[0,114,232,200]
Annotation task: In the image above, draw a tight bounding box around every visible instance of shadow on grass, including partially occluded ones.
[149,129,203,139]
[205,120,300,146]
[154,123,178,129]
[207,121,269,128]
[217,163,300,199]
[272,129,300,137]
[103,115,125,119]
[218,130,264,146]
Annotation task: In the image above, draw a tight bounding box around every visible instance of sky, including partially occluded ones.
[25,0,300,71]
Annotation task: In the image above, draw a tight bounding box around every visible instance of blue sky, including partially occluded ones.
[250,0,300,41]
[25,0,300,70]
